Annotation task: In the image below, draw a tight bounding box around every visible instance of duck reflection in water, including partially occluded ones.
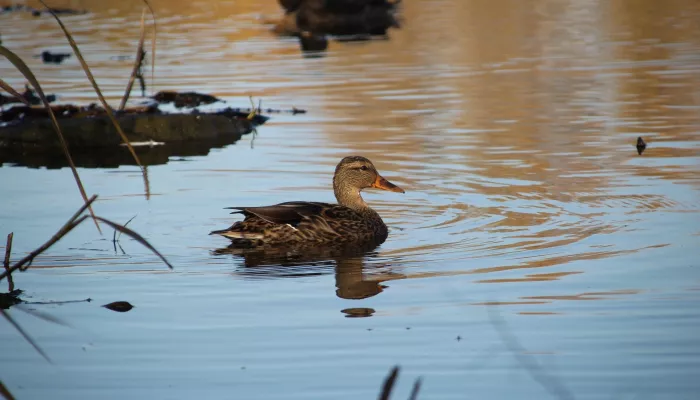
[213,243,391,301]
[211,156,405,303]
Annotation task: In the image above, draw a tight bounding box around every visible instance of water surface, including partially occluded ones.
[1,0,699,399]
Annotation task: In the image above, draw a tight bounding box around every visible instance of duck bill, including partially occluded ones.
[371,175,405,193]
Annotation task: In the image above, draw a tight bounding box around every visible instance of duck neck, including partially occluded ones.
[334,181,372,214]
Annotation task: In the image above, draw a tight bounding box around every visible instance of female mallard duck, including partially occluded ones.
[210,156,404,247]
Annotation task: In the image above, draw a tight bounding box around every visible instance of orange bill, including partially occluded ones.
[371,175,405,193]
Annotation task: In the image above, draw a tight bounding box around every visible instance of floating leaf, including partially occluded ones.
[102,301,134,312]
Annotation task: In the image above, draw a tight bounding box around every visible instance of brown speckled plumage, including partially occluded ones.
[210,156,404,248]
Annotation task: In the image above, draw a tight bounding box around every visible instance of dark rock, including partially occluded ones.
[274,0,401,39]
[0,290,23,310]
[297,0,400,36]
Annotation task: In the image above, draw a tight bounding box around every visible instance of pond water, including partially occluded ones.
[2,0,700,399]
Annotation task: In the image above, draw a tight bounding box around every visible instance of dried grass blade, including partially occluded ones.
[3,233,14,291]
[0,78,30,106]
[38,1,146,178]
[116,215,138,241]
[0,379,17,400]
[0,46,100,234]
[1,196,96,278]
[408,377,422,400]
[3,233,12,267]
[144,165,151,199]
[14,216,89,273]
[1,309,52,363]
[378,366,399,400]
[15,304,72,328]
[119,8,147,111]
[142,0,157,93]
[487,307,575,400]
[94,217,173,270]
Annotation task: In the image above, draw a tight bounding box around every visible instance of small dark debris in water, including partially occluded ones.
[456,335,462,341]
[152,91,221,108]
[367,328,373,331]
[636,136,647,155]
[39,50,71,64]
[241,366,246,370]
[102,301,134,312]
[0,84,56,107]
[406,327,411,330]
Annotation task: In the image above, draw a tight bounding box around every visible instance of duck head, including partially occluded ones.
[333,156,404,208]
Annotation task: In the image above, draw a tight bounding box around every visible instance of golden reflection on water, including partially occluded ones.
[2,0,699,311]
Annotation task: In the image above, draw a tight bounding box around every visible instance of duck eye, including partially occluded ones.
[359,166,368,171]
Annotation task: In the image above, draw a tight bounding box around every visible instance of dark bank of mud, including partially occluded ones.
[0,134,252,168]
[0,92,273,167]
[0,105,266,148]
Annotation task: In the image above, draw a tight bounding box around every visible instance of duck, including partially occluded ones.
[210,156,404,247]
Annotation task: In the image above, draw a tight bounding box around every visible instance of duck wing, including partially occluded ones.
[225,201,335,227]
